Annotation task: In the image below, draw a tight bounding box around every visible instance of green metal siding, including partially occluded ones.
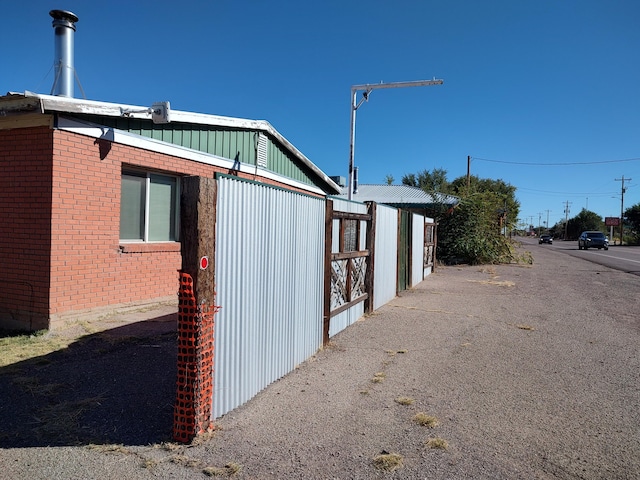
[82,115,325,190]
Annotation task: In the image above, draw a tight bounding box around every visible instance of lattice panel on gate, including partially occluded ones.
[350,256,366,299]
[173,272,221,443]
[331,259,348,309]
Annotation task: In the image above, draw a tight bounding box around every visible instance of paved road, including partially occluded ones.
[521,236,640,275]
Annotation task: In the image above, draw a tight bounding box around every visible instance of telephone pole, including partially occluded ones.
[545,210,551,233]
[563,201,571,240]
[615,175,631,246]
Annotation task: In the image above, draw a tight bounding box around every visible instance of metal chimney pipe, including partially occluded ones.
[50,9,79,97]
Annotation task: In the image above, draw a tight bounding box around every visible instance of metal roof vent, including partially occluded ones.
[50,9,79,97]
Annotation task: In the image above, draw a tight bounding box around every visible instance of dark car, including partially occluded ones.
[578,231,609,250]
[539,234,553,244]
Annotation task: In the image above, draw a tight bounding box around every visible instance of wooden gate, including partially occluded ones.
[424,220,436,274]
[323,200,375,344]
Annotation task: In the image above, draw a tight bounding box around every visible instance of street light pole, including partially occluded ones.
[347,78,444,200]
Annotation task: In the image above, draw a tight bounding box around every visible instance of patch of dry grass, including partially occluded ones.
[371,372,386,383]
[86,443,131,454]
[395,396,415,405]
[32,396,104,442]
[170,454,200,468]
[425,437,449,449]
[0,331,74,368]
[372,452,404,471]
[413,413,439,428]
[203,463,242,476]
[517,324,535,331]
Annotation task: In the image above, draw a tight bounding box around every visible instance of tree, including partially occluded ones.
[402,169,521,264]
[437,192,514,265]
[624,202,640,244]
[384,174,394,185]
[401,168,450,193]
[565,209,604,240]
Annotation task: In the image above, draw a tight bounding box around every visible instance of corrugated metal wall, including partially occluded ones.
[328,198,368,337]
[411,214,425,287]
[373,204,399,310]
[213,176,325,418]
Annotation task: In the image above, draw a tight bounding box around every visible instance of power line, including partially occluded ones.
[517,187,617,196]
[472,156,640,166]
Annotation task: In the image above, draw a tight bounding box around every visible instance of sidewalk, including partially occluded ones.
[2,244,639,479]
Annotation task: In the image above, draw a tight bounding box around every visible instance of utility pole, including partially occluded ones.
[545,210,551,233]
[347,78,444,200]
[614,175,631,246]
[467,156,471,191]
[538,212,542,236]
[563,201,571,240]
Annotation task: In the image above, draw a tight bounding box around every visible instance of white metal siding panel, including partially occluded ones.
[213,176,324,418]
[329,303,364,338]
[411,213,425,287]
[373,204,398,310]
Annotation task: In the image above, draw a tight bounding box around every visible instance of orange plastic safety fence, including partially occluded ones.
[172,272,221,443]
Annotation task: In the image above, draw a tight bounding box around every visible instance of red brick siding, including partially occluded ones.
[0,127,53,330]
[2,126,323,330]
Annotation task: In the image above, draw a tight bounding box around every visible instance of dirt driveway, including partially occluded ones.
[1,242,639,479]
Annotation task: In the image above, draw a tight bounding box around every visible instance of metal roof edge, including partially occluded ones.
[11,92,340,194]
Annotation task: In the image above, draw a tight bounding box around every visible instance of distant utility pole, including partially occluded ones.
[563,201,571,240]
[545,210,551,233]
[538,212,542,236]
[467,155,471,190]
[614,175,632,246]
[347,78,444,200]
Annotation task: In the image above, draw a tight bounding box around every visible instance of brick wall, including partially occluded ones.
[0,127,53,330]
[48,130,223,325]
[2,125,324,330]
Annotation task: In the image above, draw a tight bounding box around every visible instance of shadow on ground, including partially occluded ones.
[0,315,177,448]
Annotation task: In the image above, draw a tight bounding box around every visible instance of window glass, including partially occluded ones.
[149,174,177,241]
[120,170,179,242]
[120,172,146,240]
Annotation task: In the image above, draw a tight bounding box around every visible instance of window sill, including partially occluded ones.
[119,242,181,254]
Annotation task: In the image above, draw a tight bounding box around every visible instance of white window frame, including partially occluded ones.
[120,170,181,243]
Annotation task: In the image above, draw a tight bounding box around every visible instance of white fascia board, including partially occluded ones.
[56,116,327,196]
[24,91,340,194]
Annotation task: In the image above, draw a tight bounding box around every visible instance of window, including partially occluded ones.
[120,170,179,242]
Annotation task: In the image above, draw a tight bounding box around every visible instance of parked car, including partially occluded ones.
[578,231,609,250]
[539,234,553,244]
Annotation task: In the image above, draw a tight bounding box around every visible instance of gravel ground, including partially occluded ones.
[1,242,639,479]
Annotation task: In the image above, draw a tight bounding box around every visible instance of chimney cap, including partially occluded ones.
[49,9,78,23]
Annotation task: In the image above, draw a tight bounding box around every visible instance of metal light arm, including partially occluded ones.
[347,78,444,200]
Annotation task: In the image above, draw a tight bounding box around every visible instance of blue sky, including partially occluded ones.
[2,0,639,228]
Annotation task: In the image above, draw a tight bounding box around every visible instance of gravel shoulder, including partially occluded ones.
[1,242,639,479]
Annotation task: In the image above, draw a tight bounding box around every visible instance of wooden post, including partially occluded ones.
[181,176,217,301]
[364,202,376,314]
[173,176,217,441]
[322,199,334,345]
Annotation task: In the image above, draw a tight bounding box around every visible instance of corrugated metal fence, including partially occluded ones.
[373,204,398,310]
[208,178,434,419]
[213,176,325,418]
